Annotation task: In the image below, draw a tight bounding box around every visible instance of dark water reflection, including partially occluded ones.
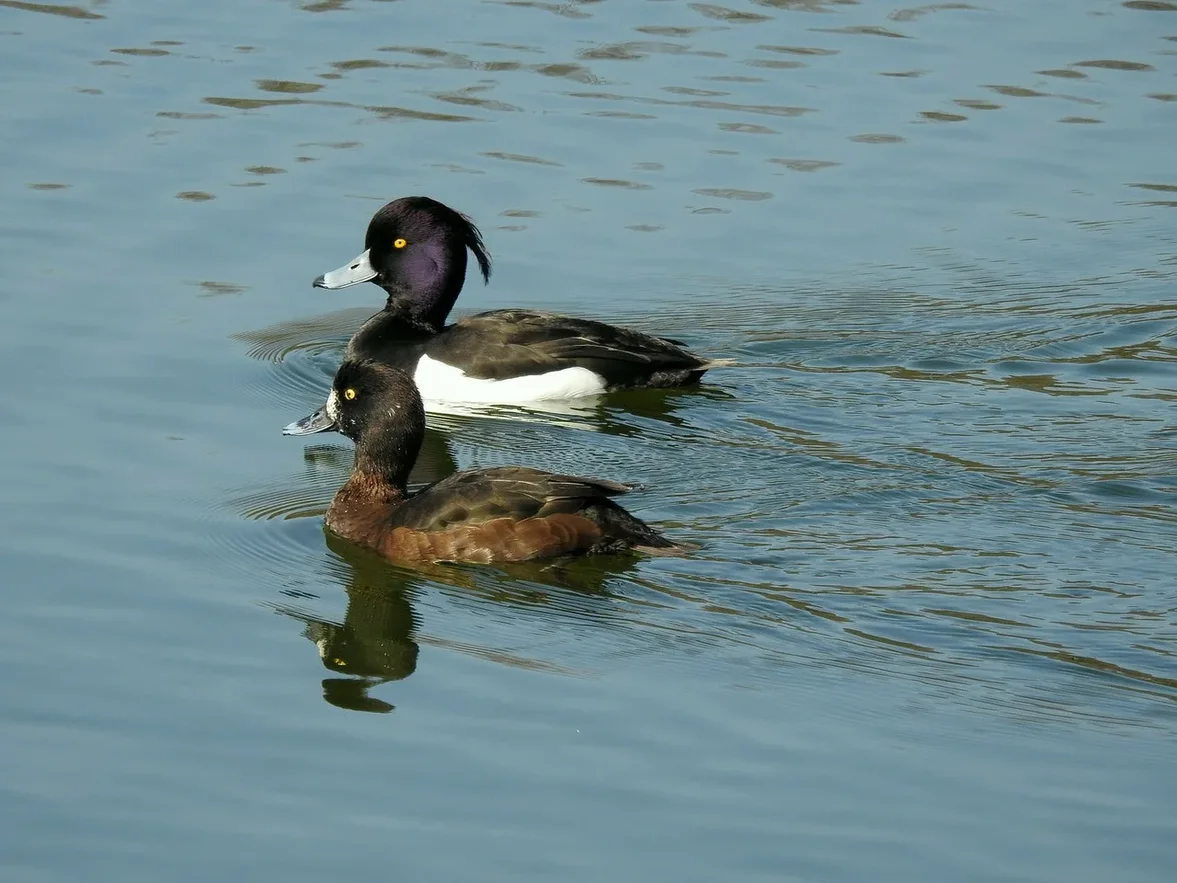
[2,0,1177,880]
[276,536,422,714]
[271,528,655,712]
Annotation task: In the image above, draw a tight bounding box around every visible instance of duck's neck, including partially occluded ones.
[346,305,436,364]
[327,470,409,553]
[382,286,455,334]
[325,468,407,550]
[327,426,423,546]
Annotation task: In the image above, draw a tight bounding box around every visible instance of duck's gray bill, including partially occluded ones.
[313,248,376,289]
[282,407,337,436]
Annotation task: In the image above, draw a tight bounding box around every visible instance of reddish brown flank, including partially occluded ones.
[325,470,639,563]
[379,513,606,564]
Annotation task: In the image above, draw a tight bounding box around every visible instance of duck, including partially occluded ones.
[288,358,695,563]
[287,196,730,425]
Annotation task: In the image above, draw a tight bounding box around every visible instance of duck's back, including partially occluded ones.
[432,309,711,387]
[341,306,721,405]
[379,466,682,562]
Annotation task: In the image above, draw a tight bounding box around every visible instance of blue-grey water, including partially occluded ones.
[1,0,1175,880]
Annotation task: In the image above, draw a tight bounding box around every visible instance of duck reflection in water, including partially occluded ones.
[275,528,649,713]
[281,535,421,714]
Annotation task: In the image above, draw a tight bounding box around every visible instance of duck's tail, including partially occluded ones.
[585,500,700,557]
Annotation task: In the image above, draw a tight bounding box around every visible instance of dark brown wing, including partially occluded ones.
[430,309,711,384]
[372,466,684,563]
[387,466,633,532]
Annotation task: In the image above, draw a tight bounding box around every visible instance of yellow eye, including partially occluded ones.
[393,238,407,249]
[332,658,346,667]
[344,388,356,400]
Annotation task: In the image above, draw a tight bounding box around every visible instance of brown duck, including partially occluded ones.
[288,359,695,564]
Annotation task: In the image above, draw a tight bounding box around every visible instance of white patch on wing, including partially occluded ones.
[413,354,607,403]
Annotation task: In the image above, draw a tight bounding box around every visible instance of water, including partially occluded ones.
[1,0,1175,879]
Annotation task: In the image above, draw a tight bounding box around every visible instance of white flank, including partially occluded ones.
[414,354,607,403]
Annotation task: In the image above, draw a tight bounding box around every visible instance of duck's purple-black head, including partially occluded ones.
[313,196,492,330]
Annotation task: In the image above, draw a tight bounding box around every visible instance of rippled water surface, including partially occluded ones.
[2,0,1176,880]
